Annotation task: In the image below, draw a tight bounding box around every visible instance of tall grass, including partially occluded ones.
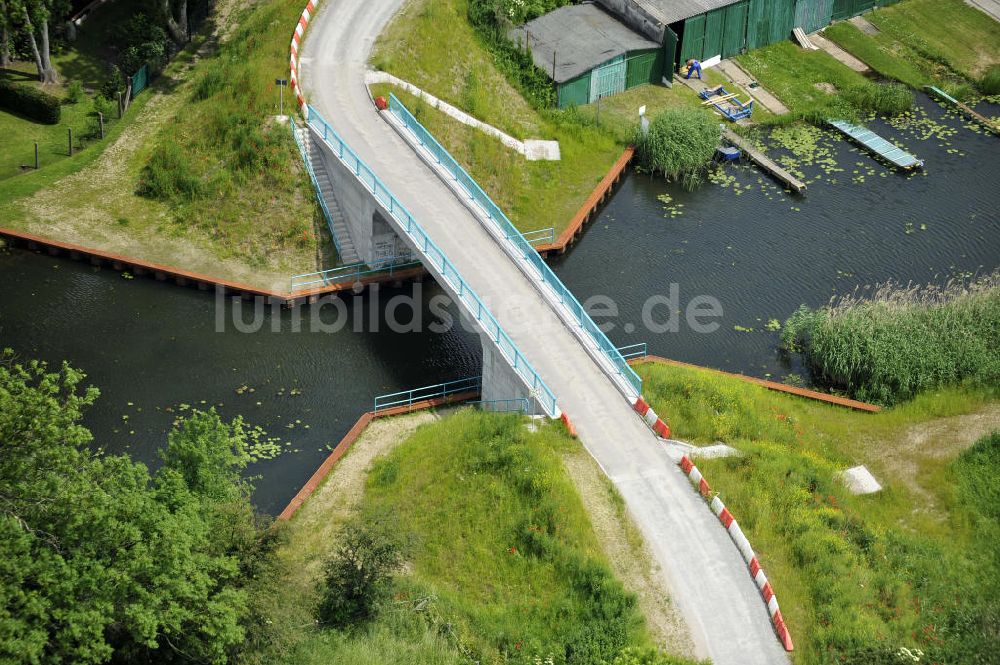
[980,65,1000,95]
[782,272,1000,405]
[633,107,719,179]
[842,81,914,116]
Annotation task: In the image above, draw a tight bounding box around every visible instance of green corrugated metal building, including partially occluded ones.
[510,3,666,108]
[596,0,901,77]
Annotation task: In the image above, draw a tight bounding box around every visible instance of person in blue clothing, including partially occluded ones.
[684,58,702,79]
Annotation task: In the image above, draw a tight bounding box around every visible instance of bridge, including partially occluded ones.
[295,1,790,662]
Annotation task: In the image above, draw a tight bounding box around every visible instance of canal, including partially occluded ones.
[1,93,996,512]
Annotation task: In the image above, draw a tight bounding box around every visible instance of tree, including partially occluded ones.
[316,512,405,627]
[161,0,188,44]
[1,0,11,68]
[0,352,276,664]
[9,0,63,83]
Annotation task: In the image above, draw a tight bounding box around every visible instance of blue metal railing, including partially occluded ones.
[306,105,559,417]
[388,93,642,397]
[290,116,345,259]
[617,342,648,360]
[290,257,422,291]
[469,398,531,414]
[374,376,482,413]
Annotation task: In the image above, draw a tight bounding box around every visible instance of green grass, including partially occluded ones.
[737,41,870,122]
[636,360,1000,664]
[823,22,933,89]
[867,0,1000,80]
[782,273,1000,405]
[270,410,702,665]
[0,95,104,180]
[370,0,711,235]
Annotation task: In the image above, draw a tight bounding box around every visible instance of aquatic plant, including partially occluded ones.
[980,64,1000,95]
[633,107,720,180]
[781,272,1000,405]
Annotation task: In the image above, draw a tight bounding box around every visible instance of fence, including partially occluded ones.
[374,377,481,413]
[130,64,149,97]
[290,258,422,291]
[469,398,531,414]
[388,93,642,398]
[306,104,560,417]
[617,342,648,360]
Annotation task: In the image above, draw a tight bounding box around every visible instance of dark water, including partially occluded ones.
[1,94,997,511]
[552,94,1000,381]
[0,254,479,513]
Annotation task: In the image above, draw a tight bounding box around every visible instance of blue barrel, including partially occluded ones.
[716,146,741,162]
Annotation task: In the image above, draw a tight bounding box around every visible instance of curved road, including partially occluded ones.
[300,2,789,663]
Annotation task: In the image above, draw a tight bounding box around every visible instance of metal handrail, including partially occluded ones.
[290,116,345,259]
[617,342,648,360]
[388,93,642,398]
[469,398,531,414]
[374,376,482,412]
[306,105,559,417]
[522,227,555,245]
[290,257,422,291]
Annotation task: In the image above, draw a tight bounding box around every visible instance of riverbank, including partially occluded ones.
[0,0,333,291]
[266,407,701,664]
[635,359,1000,663]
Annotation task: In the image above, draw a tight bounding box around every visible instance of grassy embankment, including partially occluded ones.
[369,0,708,235]
[637,359,999,664]
[823,0,1000,98]
[0,0,332,289]
[263,409,702,665]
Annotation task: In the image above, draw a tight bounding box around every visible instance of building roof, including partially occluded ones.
[628,0,745,25]
[508,3,660,84]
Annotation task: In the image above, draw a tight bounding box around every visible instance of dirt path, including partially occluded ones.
[278,410,445,592]
[882,404,1000,510]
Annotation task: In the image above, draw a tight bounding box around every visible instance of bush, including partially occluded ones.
[781,272,1000,404]
[101,66,126,100]
[633,107,720,179]
[66,80,84,104]
[316,512,405,628]
[137,142,205,199]
[0,80,61,123]
[980,64,1000,95]
[843,81,913,116]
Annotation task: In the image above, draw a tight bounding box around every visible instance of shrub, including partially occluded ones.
[101,66,125,100]
[781,272,1000,404]
[979,64,1000,95]
[0,80,61,123]
[92,94,116,119]
[137,142,205,200]
[66,80,84,104]
[843,81,913,116]
[633,107,720,179]
[315,512,405,628]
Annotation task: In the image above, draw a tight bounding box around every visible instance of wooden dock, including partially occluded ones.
[721,128,806,192]
[827,119,923,169]
[925,85,1000,135]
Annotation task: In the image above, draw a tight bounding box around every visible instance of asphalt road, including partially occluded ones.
[300,2,789,662]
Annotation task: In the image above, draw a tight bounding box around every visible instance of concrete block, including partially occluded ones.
[841,465,882,495]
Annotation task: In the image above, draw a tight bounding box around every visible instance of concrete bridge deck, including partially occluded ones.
[300,2,789,662]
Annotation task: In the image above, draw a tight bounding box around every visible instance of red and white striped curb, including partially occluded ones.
[633,397,671,438]
[679,454,795,652]
[289,0,319,111]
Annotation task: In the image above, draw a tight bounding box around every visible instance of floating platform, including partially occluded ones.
[700,85,753,122]
[925,85,1000,135]
[827,119,923,170]
[721,128,806,192]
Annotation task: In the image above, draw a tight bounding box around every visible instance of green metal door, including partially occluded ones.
[794,0,834,33]
[704,9,725,59]
[663,26,679,76]
[722,1,749,57]
[680,14,706,64]
[748,0,796,49]
[625,49,665,88]
[590,55,626,102]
